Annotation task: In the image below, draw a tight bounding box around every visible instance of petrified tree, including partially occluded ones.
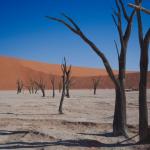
[28,78,35,94]
[16,79,23,94]
[58,80,62,93]
[65,65,72,98]
[112,0,135,136]
[133,0,150,142]
[46,0,134,136]
[50,74,55,98]
[59,58,71,114]
[34,78,46,97]
[92,77,100,95]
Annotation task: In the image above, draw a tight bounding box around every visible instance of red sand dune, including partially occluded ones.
[0,56,149,90]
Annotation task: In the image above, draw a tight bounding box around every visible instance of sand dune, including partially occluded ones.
[0,56,149,90]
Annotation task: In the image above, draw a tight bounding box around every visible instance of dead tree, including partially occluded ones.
[65,65,72,98]
[58,58,71,114]
[29,78,35,94]
[46,0,134,136]
[50,75,55,98]
[27,86,32,94]
[34,85,39,94]
[58,80,62,93]
[16,79,23,94]
[92,78,100,95]
[133,0,150,142]
[34,78,46,97]
[112,0,135,136]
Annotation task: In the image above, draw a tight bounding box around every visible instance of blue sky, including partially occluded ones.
[0,0,149,71]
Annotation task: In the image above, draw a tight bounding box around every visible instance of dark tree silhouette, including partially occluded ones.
[112,0,135,136]
[34,78,46,97]
[92,78,100,95]
[65,65,72,98]
[133,0,150,142]
[50,74,55,98]
[59,58,71,114]
[58,80,62,93]
[28,78,35,94]
[46,0,135,136]
[16,79,23,94]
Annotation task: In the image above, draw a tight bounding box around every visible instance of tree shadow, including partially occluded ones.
[0,139,138,149]
[0,113,59,116]
[0,130,29,135]
[78,131,114,137]
[0,130,140,149]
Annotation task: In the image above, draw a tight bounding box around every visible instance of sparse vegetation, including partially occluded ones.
[16,79,24,94]
[92,77,100,95]
[50,74,55,98]
[34,77,46,97]
[59,58,71,114]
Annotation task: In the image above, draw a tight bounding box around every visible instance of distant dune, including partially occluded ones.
[0,56,149,90]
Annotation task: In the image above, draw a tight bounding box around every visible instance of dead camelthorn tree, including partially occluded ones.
[58,58,71,114]
[132,0,150,142]
[46,0,135,136]
[112,0,135,136]
[28,78,35,94]
[50,74,55,98]
[92,77,100,95]
[65,65,72,98]
[34,78,46,97]
[16,79,23,94]
[27,78,38,94]
[58,80,62,93]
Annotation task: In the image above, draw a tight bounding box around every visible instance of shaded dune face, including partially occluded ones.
[0,56,149,90]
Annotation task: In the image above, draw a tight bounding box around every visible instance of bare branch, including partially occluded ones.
[123,9,135,46]
[128,3,150,15]
[112,14,118,28]
[119,0,129,21]
[144,28,150,44]
[61,13,81,32]
[114,40,120,60]
[135,0,144,48]
[47,14,119,88]
[46,16,78,34]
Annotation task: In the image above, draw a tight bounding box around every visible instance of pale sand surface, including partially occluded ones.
[0,89,149,150]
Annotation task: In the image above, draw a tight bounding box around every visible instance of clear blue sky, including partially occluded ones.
[0,0,149,71]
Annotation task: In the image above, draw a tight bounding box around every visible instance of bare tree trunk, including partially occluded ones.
[16,79,23,94]
[34,78,46,97]
[139,48,149,142]
[134,0,150,142]
[113,86,126,136]
[58,58,71,113]
[66,84,70,98]
[52,84,55,98]
[50,75,55,98]
[92,78,100,95]
[59,81,62,93]
[59,75,65,114]
[94,87,96,95]
[65,65,72,98]
[41,88,45,97]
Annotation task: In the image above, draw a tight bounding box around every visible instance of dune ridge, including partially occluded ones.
[0,56,149,90]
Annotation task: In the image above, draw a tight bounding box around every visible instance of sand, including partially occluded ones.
[0,56,136,90]
[0,89,149,150]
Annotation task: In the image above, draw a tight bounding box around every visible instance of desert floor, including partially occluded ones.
[0,89,149,150]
